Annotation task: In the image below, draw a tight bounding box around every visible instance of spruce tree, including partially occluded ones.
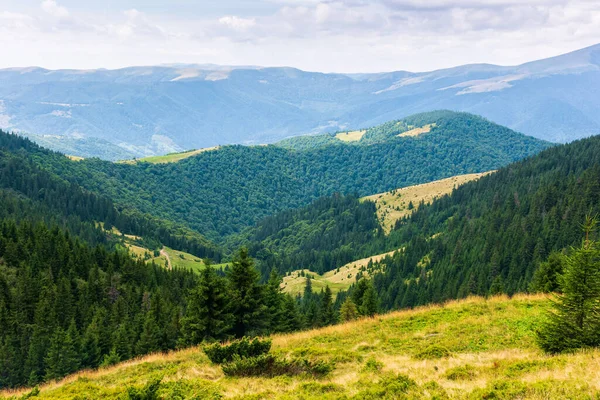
[320,286,337,326]
[180,262,232,345]
[44,326,78,381]
[279,295,304,332]
[81,317,102,368]
[530,252,565,293]
[537,216,600,353]
[340,297,359,321]
[360,282,379,317]
[135,311,161,355]
[264,270,285,332]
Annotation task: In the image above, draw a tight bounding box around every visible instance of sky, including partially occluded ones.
[0,0,599,73]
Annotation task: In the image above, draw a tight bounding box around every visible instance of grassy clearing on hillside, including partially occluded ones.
[66,154,84,161]
[8,295,600,399]
[335,130,366,142]
[281,249,399,296]
[118,147,220,164]
[398,123,436,137]
[363,172,494,233]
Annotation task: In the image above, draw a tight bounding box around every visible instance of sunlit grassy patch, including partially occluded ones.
[6,294,600,399]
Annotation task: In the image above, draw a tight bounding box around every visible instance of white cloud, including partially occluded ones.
[0,0,598,72]
[41,0,69,18]
[219,16,256,31]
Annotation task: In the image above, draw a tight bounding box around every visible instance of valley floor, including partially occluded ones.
[5,294,600,399]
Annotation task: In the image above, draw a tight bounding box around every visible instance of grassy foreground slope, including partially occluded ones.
[6,295,600,399]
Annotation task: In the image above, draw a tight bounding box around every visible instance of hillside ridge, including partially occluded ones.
[10,294,600,400]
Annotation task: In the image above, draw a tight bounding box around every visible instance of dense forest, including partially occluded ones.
[230,194,402,277]
[0,218,357,389]
[25,112,549,239]
[365,135,600,310]
[0,132,221,260]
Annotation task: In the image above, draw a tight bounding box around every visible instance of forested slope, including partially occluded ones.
[0,132,221,260]
[31,112,550,239]
[367,135,600,309]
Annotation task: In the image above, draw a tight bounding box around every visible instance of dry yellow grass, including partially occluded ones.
[363,172,494,233]
[66,154,84,161]
[398,123,436,137]
[281,249,400,296]
[335,130,366,142]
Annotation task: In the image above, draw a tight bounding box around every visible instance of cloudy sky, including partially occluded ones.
[0,0,598,72]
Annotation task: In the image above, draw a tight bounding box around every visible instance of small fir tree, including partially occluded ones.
[340,297,359,321]
[537,216,600,353]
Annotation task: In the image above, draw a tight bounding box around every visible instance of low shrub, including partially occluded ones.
[203,337,271,364]
[221,354,333,378]
[444,364,477,381]
[362,357,383,372]
[353,373,417,399]
[122,378,162,400]
[414,344,452,360]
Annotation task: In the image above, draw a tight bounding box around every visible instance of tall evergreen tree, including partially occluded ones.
[340,297,359,322]
[264,270,286,333]
[227,249,267,338]
[279,295,304,332]
[360,282,379,317]
[135,311,161,355]
[320,286,337,326]
[180,262,233,345]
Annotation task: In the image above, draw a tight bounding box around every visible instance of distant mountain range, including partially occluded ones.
[0,43,598,160]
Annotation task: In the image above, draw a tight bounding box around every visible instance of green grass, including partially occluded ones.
[6,294,600,399]
[118,147,219,164]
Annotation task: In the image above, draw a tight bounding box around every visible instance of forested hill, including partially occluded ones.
[367,134,600,310]
[27,111,550,240]
[0,132,221,260]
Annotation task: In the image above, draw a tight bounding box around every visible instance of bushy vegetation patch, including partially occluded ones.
[353,373,417,399]
[203,338,272,364]
[122,378,162,400]
[414,344,452,360]
[362,357,383,372]
[444,364,477,381]
[221,354,333,378]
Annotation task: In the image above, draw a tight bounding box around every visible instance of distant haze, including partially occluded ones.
[0,43,598,160]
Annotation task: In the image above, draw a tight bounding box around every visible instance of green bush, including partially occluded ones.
[17,387,40,400]
[203,337,272,364]
[353,373,417,399]
[362,357,383,372]
[414,345,452,360]
[122,378,162,400]
[221,354,333,378]
[444,364,476,381]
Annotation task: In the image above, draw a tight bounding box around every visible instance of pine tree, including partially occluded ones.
[264,270,285,332]
[227,248,267,338]
[279,295,304,332]
[537,216,600,353]
[530,252,565,293]
[135,311,161,355]
[351,279,369,311]
[113,323,132,360]
[340,297,359,321]
[360,282,379,317]
[44,326,77,381]
[180,262,232,345]
[320,286,337,326]
[81,318,102,368]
